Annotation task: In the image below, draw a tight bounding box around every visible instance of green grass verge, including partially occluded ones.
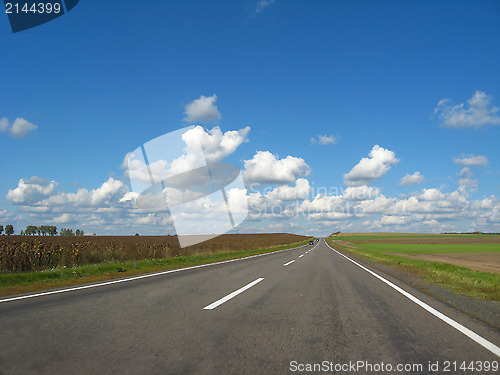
[354,242,500,254]
[337,234,494,241]
[0,240,310,296]
[327,238,500,301]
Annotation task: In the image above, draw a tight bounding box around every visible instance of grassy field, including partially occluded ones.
[329,233,500,300]
[337,234,495,241]
[0,233,310,296]
[353,243,499,254]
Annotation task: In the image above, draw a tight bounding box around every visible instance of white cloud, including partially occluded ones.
[435,91,500,128]
[0,117,38,138]
[379,215,407,226]
[343,145,399,186]
[243,151,310,184]
[457,167,477,194]
[255,0,274,14]
[453,154,489,167]
[119,191,139,203]
[90,178,127,206]
[399,171,424,186]
[184,94,221,123]
[184,125,250,164]
[6,177,57,205]
[8,176,128,208]
[265,178,311,200]
[311,134,336,145]
[342,186,380,201]
[8,172,500,235]
[52,213,73,224]
[389,188,468,215]
[125,125,250,186]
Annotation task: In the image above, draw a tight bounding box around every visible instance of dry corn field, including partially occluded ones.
[0,233,308,273]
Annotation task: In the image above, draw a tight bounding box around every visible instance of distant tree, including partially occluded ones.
[0,225,3,235]
[135,233,140,236]
[75,229,81,236]
[60,228,75,236]
[5,225,14,235]
[49,226,57,236]
[20,230,24,235]
[25,225,37,236]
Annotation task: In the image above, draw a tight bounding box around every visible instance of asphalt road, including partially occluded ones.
[0,239,498,374]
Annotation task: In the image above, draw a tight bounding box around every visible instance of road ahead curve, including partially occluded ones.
[0,239,498,374]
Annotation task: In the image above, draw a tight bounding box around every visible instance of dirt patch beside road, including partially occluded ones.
[395,252,500,274]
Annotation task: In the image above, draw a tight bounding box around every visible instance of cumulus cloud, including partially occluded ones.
[243,151,310,184]
[6,177,57,205]
[0,117,38,138]
[342,186,381,201]
[453,154,489,167]
[311,134,336,145]
[184,94,221,123]
[7,176,128,208]
[399,172,424,186]
[457,167,477,194]
[255,0,274,14]
[125,125,250,186]
[52,213,73,224]
[265,178,311,201]
[185,125,250,164]
[435,91,500,128]
[343,145,399,186]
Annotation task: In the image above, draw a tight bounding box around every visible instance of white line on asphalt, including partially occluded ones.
[203,278,264,310]
[299,254,304,258]
[324,239,500,357]
[284,260,295,266]
[0,243,310,304]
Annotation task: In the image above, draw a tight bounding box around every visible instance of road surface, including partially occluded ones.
[0,239,498,374]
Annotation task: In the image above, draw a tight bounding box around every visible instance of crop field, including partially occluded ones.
[0,233,309,273]
[353,243,499,254]
[329,233,500,300]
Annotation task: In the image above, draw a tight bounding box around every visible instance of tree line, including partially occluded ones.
[0,225,14,235]
[0,225,84,236]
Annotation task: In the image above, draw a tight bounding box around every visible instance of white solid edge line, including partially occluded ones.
[0,243,309,304]
[324,239,500,357]
[284,260,295,266]
[203,277,264,310]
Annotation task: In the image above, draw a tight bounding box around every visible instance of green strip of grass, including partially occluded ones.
[327,238,500,301]
[337,234,493,241]
[355,242,500,254]
[0,240,310,296]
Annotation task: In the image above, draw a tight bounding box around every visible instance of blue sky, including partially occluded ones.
[1,0,499,236]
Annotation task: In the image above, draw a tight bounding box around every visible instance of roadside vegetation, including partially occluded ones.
[327,233,500,301]
[0,233,310,296]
